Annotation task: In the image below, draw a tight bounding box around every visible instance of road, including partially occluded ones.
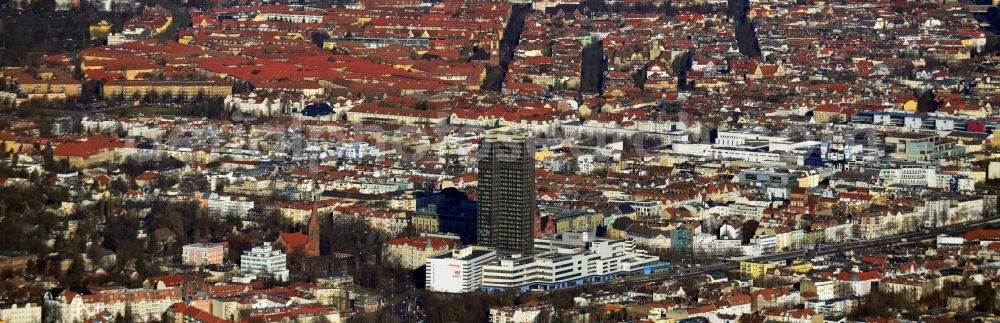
[615,216,1000,286]
[391,294,418,320]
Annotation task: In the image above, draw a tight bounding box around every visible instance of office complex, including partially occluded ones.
[425,231,662,293]
[477,131,537,255]
[481,231,661,291]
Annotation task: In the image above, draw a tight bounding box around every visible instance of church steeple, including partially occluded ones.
[306,184,321,257]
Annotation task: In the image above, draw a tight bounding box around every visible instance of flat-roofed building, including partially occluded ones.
[425,245,497,293]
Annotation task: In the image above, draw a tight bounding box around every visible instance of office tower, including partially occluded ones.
[477,131,536,255]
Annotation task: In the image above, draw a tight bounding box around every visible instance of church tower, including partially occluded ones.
[306,191,321,257]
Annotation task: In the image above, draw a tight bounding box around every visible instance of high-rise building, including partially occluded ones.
[477,131,536,255]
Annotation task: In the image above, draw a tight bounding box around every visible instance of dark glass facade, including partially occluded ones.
[477,131,536,255]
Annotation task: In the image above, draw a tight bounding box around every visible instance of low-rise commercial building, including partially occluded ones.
[426,246,497,293]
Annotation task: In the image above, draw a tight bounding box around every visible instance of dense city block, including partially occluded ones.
[1,0,1000,322]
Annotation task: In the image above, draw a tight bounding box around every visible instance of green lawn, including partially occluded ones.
[133,105,178,116]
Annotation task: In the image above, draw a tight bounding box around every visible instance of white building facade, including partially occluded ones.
[481,232,661,291]
[239,242,290,282]
[44,288,181,322]
[0,303,42,323]
[425,246,498,293]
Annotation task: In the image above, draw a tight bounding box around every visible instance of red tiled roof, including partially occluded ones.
[136,171,160,181]
[728,293,751,305]
[275,232,309,251]
[861,256,886,264]
[964,228,1000,243]
[751,288,790,301]
[171,302,233,323]
[149,274,205,287]
[837,270,881,281]
[53,135,131,158]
